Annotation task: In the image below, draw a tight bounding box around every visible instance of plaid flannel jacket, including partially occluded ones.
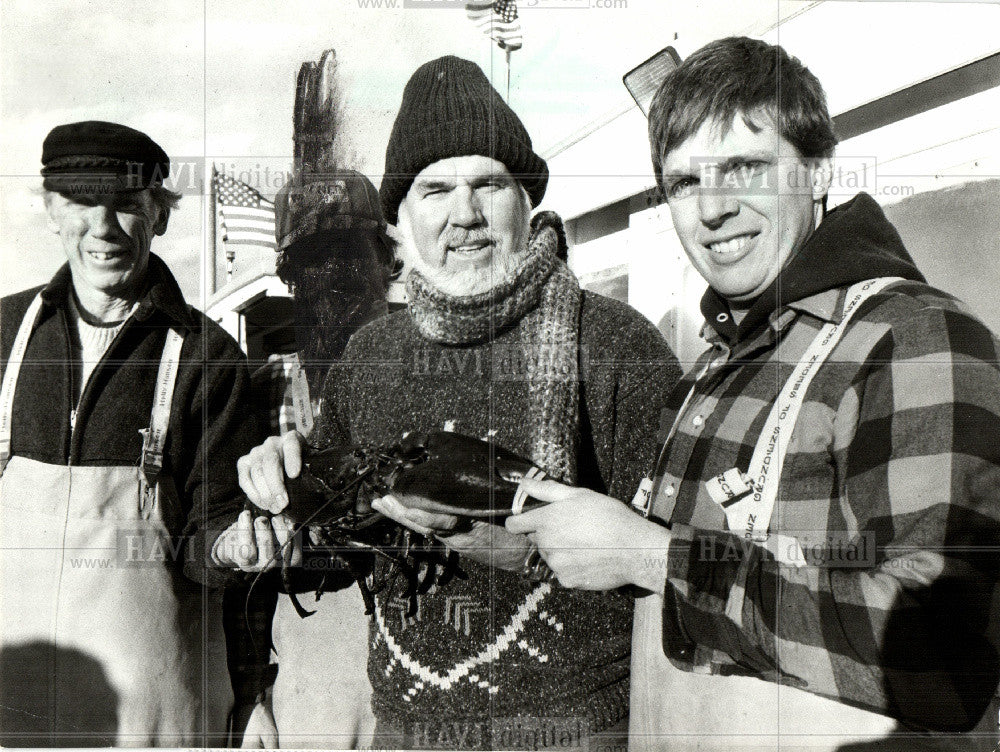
[252,352,306,436]
[650,279,1000,731]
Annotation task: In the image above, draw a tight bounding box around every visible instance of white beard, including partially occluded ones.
[396,217,532,298]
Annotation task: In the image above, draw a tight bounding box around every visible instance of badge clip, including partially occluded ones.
[705,468,751,507]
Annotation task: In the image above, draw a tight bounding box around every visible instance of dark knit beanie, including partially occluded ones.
[41,121,169,192]
[379,56,548,225]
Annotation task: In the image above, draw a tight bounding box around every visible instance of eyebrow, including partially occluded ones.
[412,178,456,192]
[470,173,514,187]
[663,150,775,178]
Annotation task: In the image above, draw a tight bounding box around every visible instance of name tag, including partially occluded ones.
[631,477,654,514]
[705,467,751,506]
[290,366,314,436]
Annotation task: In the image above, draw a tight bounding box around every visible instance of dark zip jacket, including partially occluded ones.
[0,254,262,587]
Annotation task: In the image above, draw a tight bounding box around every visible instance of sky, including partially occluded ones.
[2,0,998,304]
[0,0,816,302]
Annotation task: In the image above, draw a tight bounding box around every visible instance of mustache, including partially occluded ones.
[441,229,496,249]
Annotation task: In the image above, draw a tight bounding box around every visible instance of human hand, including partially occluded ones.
[237,431,305,514]
[505,478,671,592]
[213,509,303,572]
[371,493,459,536]
[372,495,536,571]
[437,520,536,571]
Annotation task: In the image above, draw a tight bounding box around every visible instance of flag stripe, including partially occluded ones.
[224,231,277,244]
[465,0,522,51]
[221,217,275,232]
[220,206,275,220]
[212,168,277,253]
[221,237,279,250]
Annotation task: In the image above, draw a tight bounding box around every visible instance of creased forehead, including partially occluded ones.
[44,187,155,206]
[413,154,516,181]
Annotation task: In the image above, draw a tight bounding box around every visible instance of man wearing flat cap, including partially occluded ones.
[0,121,262,746]
[236,57,680,749]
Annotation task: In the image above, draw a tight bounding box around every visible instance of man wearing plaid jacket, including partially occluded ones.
[233,170,395,748]
[508,37,1000,748]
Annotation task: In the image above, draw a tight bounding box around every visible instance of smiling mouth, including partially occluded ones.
[87,249,128,261]
[448,240,492,255]
[705,233,758,256]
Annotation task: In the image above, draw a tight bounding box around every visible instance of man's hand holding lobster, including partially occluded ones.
[227,429,661,595]
[215,431,306,572]
[372,494,536,572]
[506,477,672,594]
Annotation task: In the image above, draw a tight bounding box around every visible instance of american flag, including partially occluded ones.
[212,168,277,250]
[466,0,522,52]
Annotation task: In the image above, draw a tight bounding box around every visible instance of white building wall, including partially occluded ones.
[544,1,1000,365]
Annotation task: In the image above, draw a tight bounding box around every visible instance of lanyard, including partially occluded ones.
[708,277,902,552]
[140,329,185,483]
[0,292,184,482]
[637,278,902,539]
[715,277,903,624]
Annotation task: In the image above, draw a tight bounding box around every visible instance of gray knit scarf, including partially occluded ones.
[405,224,582,482]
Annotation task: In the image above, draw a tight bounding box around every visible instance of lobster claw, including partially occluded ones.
[388,431,545,518]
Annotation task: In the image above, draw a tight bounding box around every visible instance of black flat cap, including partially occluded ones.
[41,121,170,193]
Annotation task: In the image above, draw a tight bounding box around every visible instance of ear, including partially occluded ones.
[42,189,59,235]
[810,156,834,202]
[152,206,169,236]
[392,201,419,265]
[45,198,61,235]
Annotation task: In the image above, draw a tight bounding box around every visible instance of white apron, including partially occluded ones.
[264,352,376,749]
[629,594,899,751]
[270,588,375,749]
[0,295,232,747]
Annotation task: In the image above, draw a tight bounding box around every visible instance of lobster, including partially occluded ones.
[254,430,549,619]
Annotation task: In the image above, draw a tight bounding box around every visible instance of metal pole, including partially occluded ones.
[203,162,217,300]
[505,48,512,102]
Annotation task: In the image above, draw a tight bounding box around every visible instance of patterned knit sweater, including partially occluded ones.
[312,290,679,747]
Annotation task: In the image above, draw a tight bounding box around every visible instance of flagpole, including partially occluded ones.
[202,161,217,306]
[505,47,511,102]
[210,163,218,296]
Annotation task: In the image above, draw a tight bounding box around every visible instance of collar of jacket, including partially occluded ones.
[700,192,926,345]
[39,253,196,331]
[700,286,856,346]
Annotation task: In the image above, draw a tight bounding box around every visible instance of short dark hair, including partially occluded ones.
[150,184,182,212]
[648,37,837,194]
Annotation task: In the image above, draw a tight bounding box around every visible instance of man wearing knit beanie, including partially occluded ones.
[237,56,680,750]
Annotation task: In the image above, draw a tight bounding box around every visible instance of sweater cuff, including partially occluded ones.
[184,525,244,589]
